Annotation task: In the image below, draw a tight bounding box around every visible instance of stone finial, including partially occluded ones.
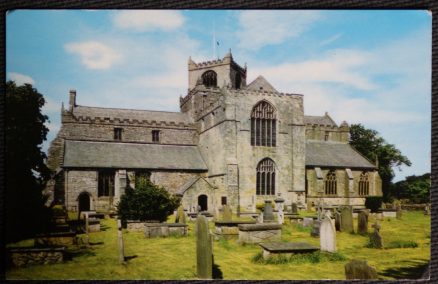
[69,89,76,111]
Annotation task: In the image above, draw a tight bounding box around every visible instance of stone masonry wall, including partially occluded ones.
[65,170,97,212]
[151,171,201,195]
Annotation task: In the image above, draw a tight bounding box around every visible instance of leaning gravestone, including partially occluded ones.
[196,215,212,279]
[117,219,125,264]
[369,222,383,249]
[345,259,378,279]
[263,200,274,222]
[320,216,336,252]
[311,220,321,237]
[176,205,186,224]
[291,203,299,215]
[334,210,341,231]
[357,211,368,235]
[396,205,402,219]
[222,205,232,221]
[340,206,354,233]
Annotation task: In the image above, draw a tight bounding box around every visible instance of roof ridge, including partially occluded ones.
[75,105,185,115]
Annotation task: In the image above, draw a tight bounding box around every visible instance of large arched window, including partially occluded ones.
[202,70,217,87]
[251,101,276,147]
[324,170,337,195]
[256,158,276,195]
[358,172,370,196]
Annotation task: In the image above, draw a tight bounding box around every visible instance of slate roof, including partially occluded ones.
[304,114,337,127]
[306,141,376,169]
[73,105,192,124]
[246,75,278,93]
[63,140,208,170]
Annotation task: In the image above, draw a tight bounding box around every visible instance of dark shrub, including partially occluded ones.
[117,177,180,222]
[365,196,383,213]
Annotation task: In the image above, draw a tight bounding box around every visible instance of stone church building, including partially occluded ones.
[47,51,382,214]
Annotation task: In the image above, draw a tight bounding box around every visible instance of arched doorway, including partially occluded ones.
[78,192,91,212]
[198,194,208,211]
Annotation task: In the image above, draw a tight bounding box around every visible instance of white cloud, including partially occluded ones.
[8,72,35,85]
[64,41,121,70]
[42,97,61,115]
[250,49,376,92]
[237,10,321,50]
[320,33,343,46]
[112,10,184,32]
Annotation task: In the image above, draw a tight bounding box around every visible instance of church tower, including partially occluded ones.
[187,50,247,90]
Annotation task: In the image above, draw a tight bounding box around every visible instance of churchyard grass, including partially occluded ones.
[6,211,429,280]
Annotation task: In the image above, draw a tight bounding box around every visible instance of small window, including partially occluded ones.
[98,170,114,197]
[152,130,160,143]
[114,128,122,141]
[221,196,227,205]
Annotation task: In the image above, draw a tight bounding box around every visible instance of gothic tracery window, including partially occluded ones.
[324,170,337,195]
[202,70,217,87]
[251,101,276,147]
[358,171,370,196]
[256,158,276,195]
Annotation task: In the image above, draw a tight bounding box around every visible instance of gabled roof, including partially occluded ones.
[246,75,278,93]
[72,105,192,124]
[176,176,215,196]
[306,141,376,169]
[63,140,208,171]
[304,113,337,127]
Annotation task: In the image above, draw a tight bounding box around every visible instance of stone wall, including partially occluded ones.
[8,247,65,267]
[306,168,382,207]
[65,170,97,211]
[151,171,201,195]
[305,124,349,142]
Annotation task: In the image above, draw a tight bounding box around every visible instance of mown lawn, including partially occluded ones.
[6,211,430,280]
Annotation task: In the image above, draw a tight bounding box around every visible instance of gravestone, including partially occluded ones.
[291,202,299,215]
[263,200,274,222]
[307,200,313,212]
[311,220,321,237]
[369,222,383,249]
[357,211,368,235]
[334,210,341,231]
[396,205,402,219]
[196,215,212,279]
[303,217,314,227]
[175,205,186,224]
[275,197,285,225]
[424,205,430,216]
[320,216,336,252]
[340,206,354,233]
[257,212,264,223]
[222,205,232,221]
[117,219,125,264]
[345,259,378,279]
[85,213,90,246]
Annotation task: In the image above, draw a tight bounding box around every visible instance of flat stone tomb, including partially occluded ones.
[215,220,256,236]
[259,242,319,259]
[238,223,282,244]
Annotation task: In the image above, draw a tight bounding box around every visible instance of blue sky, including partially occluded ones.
[6,10,431,181]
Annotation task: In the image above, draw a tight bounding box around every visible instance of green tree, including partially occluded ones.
[6,81,52,242]
[391,173,430,203]
[117,177,180,222]
[349,124,411,201]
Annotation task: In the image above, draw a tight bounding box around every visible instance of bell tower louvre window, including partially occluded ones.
[251,101,276,147]
[202,70,217,87]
